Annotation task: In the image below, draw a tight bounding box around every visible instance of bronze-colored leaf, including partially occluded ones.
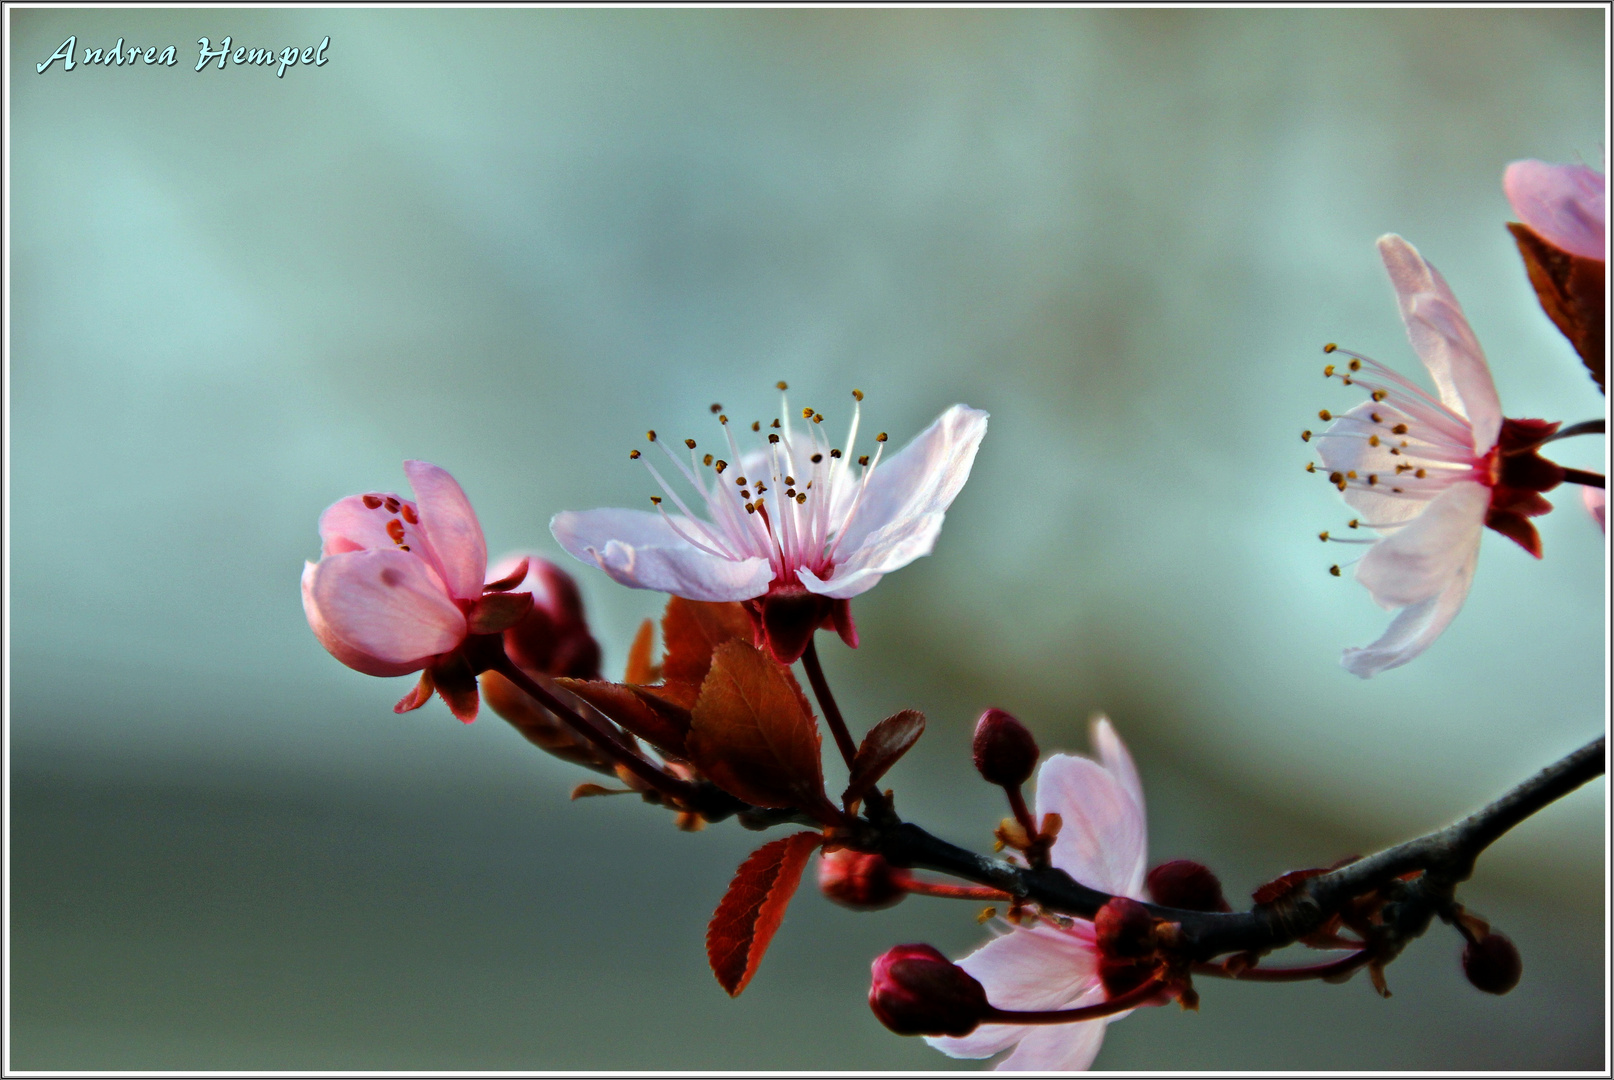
[706,831,821,996]
[661,597,755,689]
[555,677,689,758]
[625,618,659,684]
[843,709,926,804]
[1509,222,1606,392]
[480,670,615,775]
[687,639,830,814]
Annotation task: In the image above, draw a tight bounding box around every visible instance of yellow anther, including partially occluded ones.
[1330,565,1341,576]
[776,381,789,391]
[785,488,796,498]
[1346,471,1357,479]
[802,407,814,419]
[1392,423,1408,434]
[768,433,780,444]
[685,438,697,449]
[647,430,657,441]
[1367,474,1378,485]
[703,453,714,466]
[1305,462,1317,472]
[629,449,641,460]
[710,403,723,413]
[750,420,759,431]
[858,454,870,466]
[1368,435,1380,446]
[1348,358,1361,371]
[977,906,998,924]
[784,475,795,486]
[715,460,728,473]
[1323,343,1338,353]
[1329,472,1344,485]
[719,414,729,424]
[813,413,824,423]
[1301,430,1312,442]
[1324,364,1335,376]
[1318,409,1332,421]
[745,503,757,515]
[810,453,823,463]
[650,496,662,505]
[1336,480,1347,491]
[1319,530,1331,541]
[1348,519,1360,528]
[852,389,864,401]
[1342,377,1353,386]
[796,492,807,504]
[1371,390,1387,402]
[1415,468,1426,478]
[876,432,888,442]
[1370,413,1382,423]
[830,448,843,458]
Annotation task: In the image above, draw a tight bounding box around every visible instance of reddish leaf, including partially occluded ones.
[687,639,831,813]
[466,590,534,634]
[662,597,755,689]
[556,677,689,758]
[480,671,616,775]
[1509,222,1606,392]
[624,618,659,685]
[843,709,926,804]
[1251,867,1326,906]
[707,831,822,996]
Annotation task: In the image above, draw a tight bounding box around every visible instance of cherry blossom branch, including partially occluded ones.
[984,976,1169,1025]
[801,639,859,768]
[841,736,1603,963]
[1542,418,1606,442]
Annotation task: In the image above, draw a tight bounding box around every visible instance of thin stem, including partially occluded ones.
[802,638,858,768]
[1005,786,1040,842]
[490,654,698,807]
[1195,948,1371,983]
[1560,467,1605,489]
[898,875,1012,902]
[1542,418,1606,443]
[984,976,1167,1025]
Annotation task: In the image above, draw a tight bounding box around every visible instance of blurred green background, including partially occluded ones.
[8,7,1606,1070]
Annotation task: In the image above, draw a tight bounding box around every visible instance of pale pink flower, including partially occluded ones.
[552,390,988,663]
[1584,487,1606,533]
[926,718,1146,1072]
[303,461,535,721]
[1504,160,1606,261]
[1310,236,1565,678]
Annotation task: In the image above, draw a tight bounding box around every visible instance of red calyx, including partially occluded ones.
[501,560,603,680]
[818,849,909,910]
[1095,896,1158,960]
[1483,418,1567,558]
[971,709,1040,788]
[743,589,857,665]
[868,944,990,1037]
[1146,860,1231,913]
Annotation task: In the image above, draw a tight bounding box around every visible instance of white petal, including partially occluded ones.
[1343,543,1479,678]
[1504,160,1606,262]
[1037,754,1148,899]
[836,404,988,556]
[1315,402,1437,528]
[995,1009,1110,1072]
[1376,236,1502,453]
[1353,481,1487,609]
[550,508,773,602]
[1090,716,1144,851]
[800,512,945,599]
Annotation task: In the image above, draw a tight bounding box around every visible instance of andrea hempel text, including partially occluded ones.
[37,36,330,78]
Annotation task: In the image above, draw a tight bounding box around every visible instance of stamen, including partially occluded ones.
[383,497,401,513]
[629,449,641,460]
[710,403,723,413]
[751,421,761,432]
[1305,462,1316,472]
[685,438,697,449]
[1301,430,1312,442]
[401,504,418,524]
[362,494,383,510]
[1323,343,1338,353]
[704,454,714,467]
[647,430,657,442]
[714,460,727,473]
[830,449,842,458]
[776,381,788,391]
[858,455,870,466]
[1318,410,1333,422]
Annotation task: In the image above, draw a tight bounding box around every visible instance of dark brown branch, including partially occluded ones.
[802,639,859,768]
[1560,467,1605,489]
[844,735,1604,962]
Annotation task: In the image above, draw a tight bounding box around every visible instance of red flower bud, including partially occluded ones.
[495,556,603,680]
[1094,896,1157,960]
[972,708,1039,788]
[869,944,989,1037]
[1146,859,1231,913]
[818,849,909,910]
[1462,931,1522,995]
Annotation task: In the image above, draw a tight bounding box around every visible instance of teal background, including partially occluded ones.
[8,7,1607,1070]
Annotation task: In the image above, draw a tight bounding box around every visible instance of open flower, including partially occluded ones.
[926,717,1147,1071]
[1307,235,1566,678]
[302,461,536,721]
[552,387,988,663]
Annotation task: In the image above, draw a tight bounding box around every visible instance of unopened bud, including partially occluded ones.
[972,708,1039,788]
[818,849,908,910]
[493,555,603,679]
[1146,859,1231,913]
[1462,931,1522,995]
[869,944,990,1037]
[1094,896,1157,960]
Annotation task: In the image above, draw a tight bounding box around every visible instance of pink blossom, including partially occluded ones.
[1504,160,1606,261]
[926,717,1146,1071]
[1310,236,1565,678]
[302,461,535,721]
[552,389,987,663]
[1584,487,1606,533]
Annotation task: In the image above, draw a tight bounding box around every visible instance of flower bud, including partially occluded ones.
[972,708,1039,788]
[493,555,603,680]
[1146,859,1231,913]
[1462,931,1522,995]
[819,848,908,910]
[1094,896,1157,960]
[868,944,989,1037]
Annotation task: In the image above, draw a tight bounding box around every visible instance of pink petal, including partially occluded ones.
[1353,480,1487,609]
[404,461,488,601]
[995,1008,1110,1071]
[550,508,774,602]
[1343,544,1479,678]
[303,550,468,668]
[1037,754,1148,899]
[303,561,425,678]
[1090,716,1144,833]
[1504,160,1606,262]
[1583,487,1606,533]
[318,492,427,557]
[925,925,1099,1059]
[798,513,946,599]
[1377,235,1502,453]
[834,404,988,558]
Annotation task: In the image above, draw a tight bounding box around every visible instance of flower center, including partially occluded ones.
[629,383,889,583]
[361,493,420,552]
